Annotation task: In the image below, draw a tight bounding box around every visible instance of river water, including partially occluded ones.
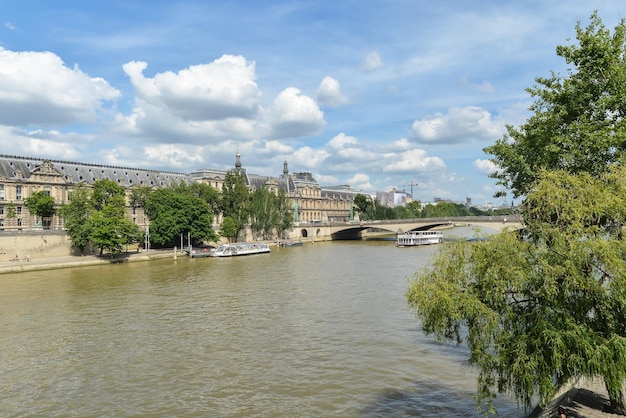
[0,228,526,417]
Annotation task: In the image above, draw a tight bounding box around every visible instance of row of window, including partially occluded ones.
[0,184,52,201]
[0,206,23,215]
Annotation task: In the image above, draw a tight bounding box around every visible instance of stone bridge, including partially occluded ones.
[293,215,522,240]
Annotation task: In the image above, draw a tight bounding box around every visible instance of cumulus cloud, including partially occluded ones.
[410,106,504,144]
[383,149,445,173]
[325,133,378,162]
[327,132,358,151]
[0,48,120,126]
[291,146,330,169]
[474,158,498,174]
[345,173,374,191]
[362,51,383,71]
[0,126,85,160]
[317,76,350,107]
[123,55,261,121]
[263,87,326,139]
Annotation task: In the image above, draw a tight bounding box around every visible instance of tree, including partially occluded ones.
[129,186,152,209]
[220,170,250,241]
[144,187,218,247]
[58,184,92,254]
[220,216,238,242]
[405,201,422,218]
[408,169,626,415]
[87,182,140,255]
[353,194,371,219]
[249,187,290,240]
[24,190,55,228]
[91,179,126,211]
[185,182,221,215]
[485,12,626,198]
[276,189,294,238]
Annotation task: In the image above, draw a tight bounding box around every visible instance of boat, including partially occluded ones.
[396,230,443,247]
[211,242,271,257]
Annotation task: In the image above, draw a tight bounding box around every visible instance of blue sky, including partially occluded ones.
[1,1,624,205]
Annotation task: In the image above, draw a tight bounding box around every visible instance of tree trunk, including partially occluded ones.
[605,379,626,415]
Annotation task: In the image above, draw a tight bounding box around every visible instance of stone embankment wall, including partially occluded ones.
[0,230,77,260]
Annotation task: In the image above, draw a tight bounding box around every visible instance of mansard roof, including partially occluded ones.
[320,184,361,200]
[0,155,191,187]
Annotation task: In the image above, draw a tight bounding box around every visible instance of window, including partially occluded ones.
[16,206,22,215]
[15,185,22,200]
[0,206,3,215]
[0,219,3,227]
[17,218,22,227]
[0,184,4,199]
[44,186,51,196]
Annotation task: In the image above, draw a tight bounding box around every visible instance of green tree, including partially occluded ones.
[58,184,92,254]
[220,170,250,241]
[185,182,221,215]
[407,167,626,415]
[220,216,238,242]
[91,179,126,211]
[87,182,140,255]
[405,200,422,218]
[485,12,626,198]
[129,186,152,209]
[24,190,55,228]
[144,187,218,247]
[276,189,293,238]
[353,194,371,219]
[248,187,293,240]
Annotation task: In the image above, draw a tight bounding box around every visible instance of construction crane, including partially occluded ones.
[400,180,418,199]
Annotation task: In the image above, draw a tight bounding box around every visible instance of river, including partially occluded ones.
[0,228,526,417]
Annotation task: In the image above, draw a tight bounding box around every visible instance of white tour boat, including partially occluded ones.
[211,242,271,257]
[396,230,443,247]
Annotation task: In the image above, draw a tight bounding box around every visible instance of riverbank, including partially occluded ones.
[0,249,176,274]
[528,377,622,417]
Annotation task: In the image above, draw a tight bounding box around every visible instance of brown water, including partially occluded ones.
[0,236,525,417]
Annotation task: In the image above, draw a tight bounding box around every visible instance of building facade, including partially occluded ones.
[0,154,359,233]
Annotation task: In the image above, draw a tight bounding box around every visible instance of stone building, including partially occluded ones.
[0,153,359,233]
[190,153,360,225]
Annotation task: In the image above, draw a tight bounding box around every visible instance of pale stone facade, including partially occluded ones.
[0,154,359,233]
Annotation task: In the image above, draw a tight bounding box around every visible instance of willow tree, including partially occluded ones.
[486,12,626,198]
[407,167,626,415]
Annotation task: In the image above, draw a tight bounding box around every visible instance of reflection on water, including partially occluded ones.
[0,230,525,417]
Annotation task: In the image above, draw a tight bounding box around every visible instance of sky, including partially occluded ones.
[1,1,624,206]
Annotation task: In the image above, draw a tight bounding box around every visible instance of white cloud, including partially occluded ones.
[382,137,413,152]
[383,149,445,173]
[264,87,326,139]
[291,146,330,169]
[362,51,383,71]
[474,158,498,174]
[0,48,120,126]
[410,106,504,144]
[317,76,350,107]
[327,132,358,151]
[123,55,261,121]
[4,22,17,31]
[345,173,374,191]
[0,126,84,160]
